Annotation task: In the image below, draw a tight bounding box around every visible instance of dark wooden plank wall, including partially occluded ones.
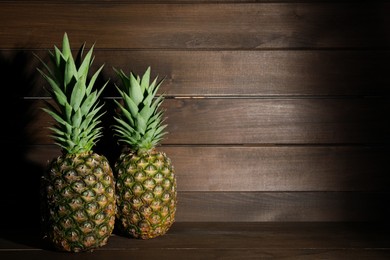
[0,0,389,226]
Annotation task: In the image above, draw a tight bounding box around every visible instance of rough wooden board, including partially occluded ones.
[1,2,389,49]
[21,145,390,192]
[1,223,390,259]
[15,98,390,145]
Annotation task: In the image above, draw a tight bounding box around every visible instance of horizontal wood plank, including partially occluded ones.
[1,223,390,259]
[1,250,390,260]
[22,145,390,191]
[98,50,390,97]
[1,191,389,223]
[162,98,390,144]
[1,3,389,49]
[10,98,389,145]
[1,191,388,223]
[2,50,389,97]
[175,191,390,221]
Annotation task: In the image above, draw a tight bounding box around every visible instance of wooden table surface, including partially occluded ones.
[1,222,390,259]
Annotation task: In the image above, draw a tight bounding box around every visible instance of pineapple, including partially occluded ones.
[36,33,116,252]
[112,66,176,239]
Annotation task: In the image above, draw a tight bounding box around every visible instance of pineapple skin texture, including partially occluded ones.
[41,152,116,252]
[115,149,177,239]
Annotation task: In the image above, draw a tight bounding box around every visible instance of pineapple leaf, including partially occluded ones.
[75,42,85,68]
[72,108,83,129]
[64,54,78,86]
[154,124,168,137]
[48,126,66,138]
[36,68,67,107]
[139,105,152,122]
[79,103,105,131]
[70,76,86,111]
[79,91,97,117]
[140,66,151,93]
[95,79,109,100]
[114,99,135,127]
[87,64,105,96]
[129,72,143,105]
[37,33,107,153]
[66,139,76,150]
[71,127,81,144]
[77,43,94,80]
[33,53,55,83]
[113,66,167,150]
[53,46,64,67]
[146,112,163,131]
[113,67,130,90]
[42,99,60,117]
[61,32,71,60]
[136,114,147,135]
[42,107,71,129]
[82,118,101,136]
[64,102,73,124]
[113,117,136,136]
[121,90,139,118]
[143,77,158,107]
[51,48,66,85]
[151,94,164,112]
[120,102,135,126]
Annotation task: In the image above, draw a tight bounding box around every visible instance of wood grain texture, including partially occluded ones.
[1,190,389,222]
[0,2,389,49]
[2,50,389,97]
[175,191,390,221]
[23,145,390,191]
[2,250,390,260]
[1,223,390,259]
[13,98,390,145]
[163,98,390,144]
[0,0,389,228]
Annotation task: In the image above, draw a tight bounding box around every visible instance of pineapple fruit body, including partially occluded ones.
[115,149,176,239]
[42,152,116,252]
[36,33,115,252]
[112,66,176,239]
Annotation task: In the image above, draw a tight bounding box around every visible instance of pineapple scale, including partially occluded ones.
[41,152,116,252]
[115,149,177,239]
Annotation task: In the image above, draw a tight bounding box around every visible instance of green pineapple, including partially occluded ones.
[113,66,177,239]
[36,33,116,252]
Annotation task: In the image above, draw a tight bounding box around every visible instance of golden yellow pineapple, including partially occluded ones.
[113,66,177,239]
[36,33,116,252]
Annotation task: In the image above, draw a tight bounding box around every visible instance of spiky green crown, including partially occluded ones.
[36,32,108,154]
[113,66,167,151]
